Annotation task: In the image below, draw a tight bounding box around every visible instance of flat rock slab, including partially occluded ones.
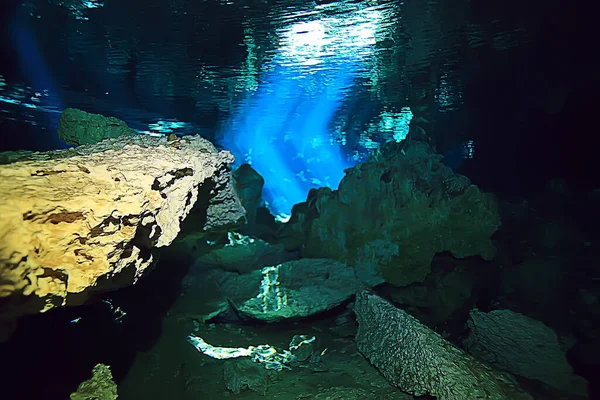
[218,258,365,322]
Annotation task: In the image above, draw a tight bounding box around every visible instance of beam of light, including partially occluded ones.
[9,7,66,148]
[221,6,384,219]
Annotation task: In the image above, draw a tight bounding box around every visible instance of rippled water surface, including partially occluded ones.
[1,0,539,134]
[0,0,565,213]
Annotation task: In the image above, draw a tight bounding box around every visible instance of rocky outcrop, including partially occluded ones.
[279,140,500,287]
[194,232,296,274]
[354,291,532,399]
[201,160,246,232]
[465,309,589,397]
[232,163,265,226]
[57,108,137,146]
[223,359,270,395]
[0,134,244,337]
[170,235,298,323]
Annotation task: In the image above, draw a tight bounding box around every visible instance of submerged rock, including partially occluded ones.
[223,359,270,395]
[218,258,364,321]
[196,232,296,274]
[172,236,296,323]
[280,140,500,287]
[354,291,532,399]
[70,364,118,400]
[0,135,244,338]
[58,108,137,146]
[232,163,264,226]
[465,309,589,397]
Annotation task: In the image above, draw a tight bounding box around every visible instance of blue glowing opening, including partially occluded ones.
[221,7,384,218]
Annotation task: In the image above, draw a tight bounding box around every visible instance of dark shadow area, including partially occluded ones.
[447,3,600,196]
[0,245,196,400]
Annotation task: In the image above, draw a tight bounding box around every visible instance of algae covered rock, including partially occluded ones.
[281,140,500,287]
[58,108,137,146]
[70,364,118,400]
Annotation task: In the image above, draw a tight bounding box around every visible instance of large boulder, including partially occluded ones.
[280,140,501,287]
[0,134,244,338]
[354,291,533,400]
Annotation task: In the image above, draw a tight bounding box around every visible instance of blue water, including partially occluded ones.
[0,0,529,215]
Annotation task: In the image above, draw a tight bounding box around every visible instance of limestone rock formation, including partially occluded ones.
[354,291,533,400]
[0,134,244,336]
[70,364,118,400]
[58,108,137,146]
[465,309,589,397]
[201,160,246,232]
[233,163,265,226]
[171,236,298,323]
[279,140,500,287]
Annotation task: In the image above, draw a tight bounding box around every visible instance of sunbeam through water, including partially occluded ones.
[221,3,387,218]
